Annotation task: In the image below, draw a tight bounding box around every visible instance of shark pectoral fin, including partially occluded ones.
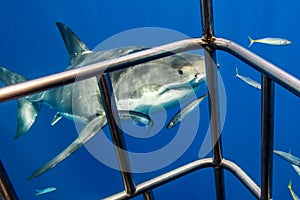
[28,115,107,180]
[15,98,41,139]
[51,113,62,126]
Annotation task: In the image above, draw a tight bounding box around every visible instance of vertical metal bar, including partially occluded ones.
[200,0,214,40]
[204,50,226,200]
[200,0,225,199]
[261,75,274,200]
[0,160,18,200]
[99,74,136,195]
[143,191,154,200]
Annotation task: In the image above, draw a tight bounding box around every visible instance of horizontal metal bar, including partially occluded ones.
[0,38,205,102]
[1,37,299,103]
[214,38,300,97]
[104,158,262,200]
[222,159,261,199]
[103,158,214,200]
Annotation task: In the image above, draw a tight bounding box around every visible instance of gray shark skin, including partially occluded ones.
[0,22,206,179]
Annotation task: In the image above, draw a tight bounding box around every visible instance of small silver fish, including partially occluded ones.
[248,36,291,47]
[235,67,261,90]
[288,181,300,200]
[35,187,57,196]
[274,150,300,166]
[292,164,300,176]
[166,93,207,129]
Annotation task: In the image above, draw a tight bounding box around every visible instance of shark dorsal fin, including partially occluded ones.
[56,22,91,64]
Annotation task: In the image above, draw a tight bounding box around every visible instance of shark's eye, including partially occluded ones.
[178,69,183,75]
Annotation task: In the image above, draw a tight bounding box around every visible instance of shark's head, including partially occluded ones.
[165,52,206,87]
[113,51,206,112]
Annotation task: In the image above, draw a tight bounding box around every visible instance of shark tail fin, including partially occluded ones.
[248,36,255,47]
[0,67,41,139]
[56,22,91,64]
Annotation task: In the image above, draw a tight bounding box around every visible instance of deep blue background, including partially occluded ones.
[0,0,299,199]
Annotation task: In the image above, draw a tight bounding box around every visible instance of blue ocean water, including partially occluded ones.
[0,0,299,199]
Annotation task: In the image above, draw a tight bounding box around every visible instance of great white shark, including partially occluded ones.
[0,22,206,179]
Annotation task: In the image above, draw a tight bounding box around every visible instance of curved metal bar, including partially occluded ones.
[0,38,205,103]
[1,37,299,101]
[214,38,300,97]
[103,158,214,200]
[222,159,261,199]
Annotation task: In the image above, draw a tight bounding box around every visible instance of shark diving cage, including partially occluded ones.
[1,0,300,199]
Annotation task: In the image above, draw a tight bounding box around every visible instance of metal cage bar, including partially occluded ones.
[0,160,18,200]
[200,0,225,199]
[0,39,205,103]
[142,191,154,200]
[213,38,300,97]
[1,0,300,199]
[222,159,260,199]
[260,76,275,200]
[99,74,136,195]
[103,158,215,200]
